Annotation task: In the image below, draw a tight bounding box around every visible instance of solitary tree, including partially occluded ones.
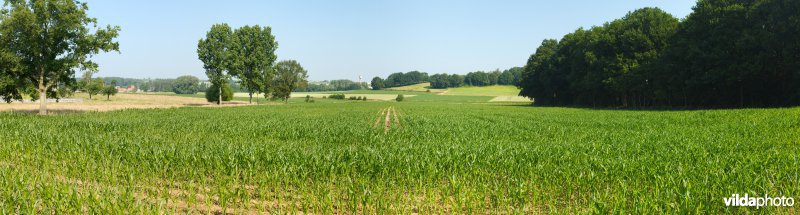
[172,75,200,94]
[271,60,308,103]
[229,25,277,103]
[198,23,233,105]
[101,80,117,100]
[85,78,104,99]
[0,0,120,114]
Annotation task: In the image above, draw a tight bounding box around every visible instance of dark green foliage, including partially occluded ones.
[362,96,367,101]
[85,78,105,100]
[448,74,465,88]
[499,67,523,85]
[429,74,451,89]
[305,95,311,102]
[271,60,308,103]
[198,23,233,105]
[395,94,404,102]
[171,75,201,94]
[206,83,233,102]
[429,70,517,89]
[229,25,277,103]
[370,77,385,90]
[101,81,118,100]
[0,0,120,114]
[329,94,345,100]
[519,3,800,108]
[488,70,502,85]
[384,71,429,87]
[0,42,21,103]
[660,0,800,107]
[465,71,491,86]
[297,79,366,92]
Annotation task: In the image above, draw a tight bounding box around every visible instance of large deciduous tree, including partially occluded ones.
[0,0,120,114]
[370,77,384,90]
[271,60,308,103]
[662,0,800,107]
[518,39,559,105]
[198,24,233,105]
[0,29,22,103]
[230,25,277,103]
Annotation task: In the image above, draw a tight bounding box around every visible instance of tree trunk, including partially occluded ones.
[249,92,253,104]
[107,94,110,100]
[218,85,222,105]
[38,68,47,115]
[38,88,47,115]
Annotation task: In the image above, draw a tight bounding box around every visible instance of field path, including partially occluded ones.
[373,106,402,133]
[385,107,392,132]
[373,107,387,128]
[391,107,401,129]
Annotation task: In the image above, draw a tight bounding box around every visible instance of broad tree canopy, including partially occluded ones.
[0,0,120,114]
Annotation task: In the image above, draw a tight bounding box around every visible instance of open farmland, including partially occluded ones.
[386,82,446,94]
[0,0,797,213]
[1,101,798,214]
[0,93,252,114]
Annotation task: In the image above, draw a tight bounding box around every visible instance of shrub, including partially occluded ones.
[329,94,345,100]
[206,83,233,102]
[395,94,404,102]
[362,96,367,101]
[305,95,311,102]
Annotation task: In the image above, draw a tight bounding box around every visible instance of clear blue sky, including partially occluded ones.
[88,0,696,81]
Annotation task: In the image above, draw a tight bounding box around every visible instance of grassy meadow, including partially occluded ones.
[1,94,798,214]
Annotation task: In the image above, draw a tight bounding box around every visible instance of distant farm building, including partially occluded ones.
[116,86,138,93]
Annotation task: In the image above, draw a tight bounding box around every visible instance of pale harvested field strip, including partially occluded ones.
[373,107,387,128]
[385,107,392,132]
[289,93,416,101]
[0,93,252,113]
[488,96,531,102]
[391,107,401,129]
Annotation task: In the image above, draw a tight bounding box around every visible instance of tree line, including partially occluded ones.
[296,79,368,92]
[518,0,800,108]
[197,24,307,104]
[371,68,523,90]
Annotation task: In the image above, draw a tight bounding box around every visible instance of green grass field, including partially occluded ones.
[1,98,798,214]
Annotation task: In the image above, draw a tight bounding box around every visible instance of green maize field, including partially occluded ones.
[1,101,798,214]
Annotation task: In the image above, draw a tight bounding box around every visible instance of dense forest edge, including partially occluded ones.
[516,1,799,108]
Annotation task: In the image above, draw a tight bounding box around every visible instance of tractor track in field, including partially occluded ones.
[373,106,402,133]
